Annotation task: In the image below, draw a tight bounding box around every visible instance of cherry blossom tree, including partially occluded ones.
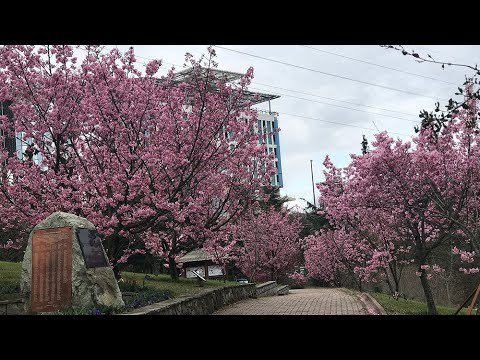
[304,230,347,286]
[305,154,409,293]
[232,207,302,282]
[308,126,471,314]
[0,45,273,279]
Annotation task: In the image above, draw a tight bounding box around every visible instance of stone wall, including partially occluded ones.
[0,299,25,315]
[255,281,278,297]
[124,283,256,315]
[277,285,289,295]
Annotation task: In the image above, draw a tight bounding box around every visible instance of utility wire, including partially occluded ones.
[84,45,431,119]
[213,45,448,101]
[279,111,410,137]
[78,46,415,136]
[300,45,457,86]
[249,86,418,123]
[253,82,418,117]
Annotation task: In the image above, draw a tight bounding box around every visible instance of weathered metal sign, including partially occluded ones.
[31,227,72,313]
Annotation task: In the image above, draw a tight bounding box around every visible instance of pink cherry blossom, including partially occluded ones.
[226,207,302,282]
[304,85,480,314]
[0,45,274,279]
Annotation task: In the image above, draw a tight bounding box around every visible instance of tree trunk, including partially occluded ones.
[445,281,451,306]
[169,256,178,280]
[106,235,121,280]
[112,265,122,280]
[419,271,437,315]
[393,275,400,294]
[383,268,394,295]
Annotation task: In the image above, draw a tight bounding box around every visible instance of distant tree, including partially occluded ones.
[298,199,330,239]
[232,207,302,282]
[361,134,369,155]
[258,185,291,212]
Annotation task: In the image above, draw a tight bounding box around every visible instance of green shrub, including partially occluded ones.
[118,277,144,292]
[0,283,20,294]
[49,304,124,315]
[123,288,172,310]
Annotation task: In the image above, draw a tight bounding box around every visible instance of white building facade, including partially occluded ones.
[255,110,283,187]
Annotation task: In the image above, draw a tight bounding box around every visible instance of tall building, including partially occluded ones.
[1,101,44,165]
[172,68,283,188]
[256,110,283,188]
[0,101,16,159]
[2,68,284,187]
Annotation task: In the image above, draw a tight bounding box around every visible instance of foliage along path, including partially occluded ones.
[212,288,367,315]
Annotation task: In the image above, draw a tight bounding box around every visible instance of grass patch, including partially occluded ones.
[370,292,469,315]
[0,261,21,298]
[121,272,240,298]
[0,261,21,285]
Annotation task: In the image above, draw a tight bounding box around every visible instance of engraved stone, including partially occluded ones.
[20,212,124,313]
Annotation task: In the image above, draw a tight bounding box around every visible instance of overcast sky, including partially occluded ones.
[77,45,480,210]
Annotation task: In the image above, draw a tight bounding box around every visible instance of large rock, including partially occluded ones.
[20,212,124,313]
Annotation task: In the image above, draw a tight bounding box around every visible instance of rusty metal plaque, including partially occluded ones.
[31,227,72,313]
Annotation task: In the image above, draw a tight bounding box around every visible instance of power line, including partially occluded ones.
[250,86,418,123]
[253,82,418,117]
[300,45,457,86]
[83,45,433,119]
[82,47,418,136]
[278,111,411,137]
[213,45,448,101]
[78,46,415,135]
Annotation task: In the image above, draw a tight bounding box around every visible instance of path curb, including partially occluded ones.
[357,293,387,315]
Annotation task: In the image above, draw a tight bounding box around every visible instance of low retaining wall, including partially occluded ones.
[0,299,25,315]
[277,285,289,295]
[357,293,387,315]
[124,283,256,315]
[255,281,278,297]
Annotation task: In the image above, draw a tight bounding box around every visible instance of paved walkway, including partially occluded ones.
[213,288,367,315]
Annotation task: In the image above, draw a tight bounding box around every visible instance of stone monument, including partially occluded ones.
[20,212,125,313]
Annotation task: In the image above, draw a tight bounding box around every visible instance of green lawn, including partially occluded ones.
[121,271,240,298]
[0,261,239,301]
[0,261,22,300]
[0,261,21,284]
[370,292,469,315]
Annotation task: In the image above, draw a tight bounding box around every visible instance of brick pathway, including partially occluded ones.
[213,288,367,315]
